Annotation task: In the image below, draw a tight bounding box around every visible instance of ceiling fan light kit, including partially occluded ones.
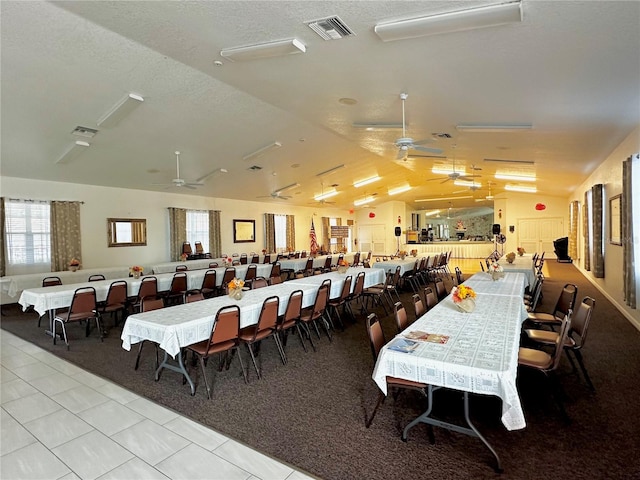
[353,176,381,188]
[374,1,522,42]
[97,93,144,128]
[56,140,90,164]
[220,39,306,62]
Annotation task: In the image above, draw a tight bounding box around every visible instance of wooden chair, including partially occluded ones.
[53,287,102,350]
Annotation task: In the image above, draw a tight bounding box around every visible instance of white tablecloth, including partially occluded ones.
[152,255,271,274]
[286,267,384,298]
[278,253,356,273]
[2,266,132,299]
[372,258,419,275]
[121,282,320,358]
[372,272,528,431]
[498,254,536,287]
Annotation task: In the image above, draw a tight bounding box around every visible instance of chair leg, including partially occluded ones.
[365,391,386,428]
[135,341,145,370]
[294,324,308,352]
[571,350,595,391]
[199,355,211,399]
[272,334,287,365]
[245,343,261,379]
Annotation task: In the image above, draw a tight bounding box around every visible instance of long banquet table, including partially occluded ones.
[277,253,357,273]
[372,271,527,471]
[372,257,418,275]
[151,255,272,274]
[407,241,494,259]
[497,253,536,287]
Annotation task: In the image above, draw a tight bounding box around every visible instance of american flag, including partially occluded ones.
[309,218,319,253]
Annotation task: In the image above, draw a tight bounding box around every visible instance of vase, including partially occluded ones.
[491,272,503,281]
[229,288,243,300]
[507,257,514,264]
[133,271,140,279]
[337,265,348,274]
[518,252,524,257]
[69,266,78,272]
[456,297,476,313]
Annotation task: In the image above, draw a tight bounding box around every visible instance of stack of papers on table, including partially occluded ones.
[404,330,449,344]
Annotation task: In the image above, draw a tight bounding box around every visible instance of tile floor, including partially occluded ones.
[0,329,316,480]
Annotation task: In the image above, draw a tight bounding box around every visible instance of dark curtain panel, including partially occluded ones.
[592,184,604,278]
[622,156,636,308]
[285,215,295,251]
[168,207,187,262]
[0,197,5,277]
[583,191,591,271]
[569,200,579,260]
[208,210,222,258]
[50,201,82,271]
[264,213,275,253]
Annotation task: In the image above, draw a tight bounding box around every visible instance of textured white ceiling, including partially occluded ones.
[1,1,639,210]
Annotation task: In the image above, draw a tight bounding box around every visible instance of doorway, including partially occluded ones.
[517,217,564,259]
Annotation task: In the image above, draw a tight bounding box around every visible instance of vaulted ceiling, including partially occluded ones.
[1,1,638,211]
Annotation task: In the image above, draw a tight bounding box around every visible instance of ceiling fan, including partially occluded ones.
[394,93,443,160]
[154,151,203,189]
[430,155,481,184]
[256,182,299,200]
[475,181,497,202]
[310,182,337,205]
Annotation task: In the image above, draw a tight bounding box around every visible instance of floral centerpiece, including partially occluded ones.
[517,247,526,256]
[262,248,267,255]
[130,265,144,278]
[410,249,418,257]
[69,258,81,272]
[505,252,516,263]
[228,277,245,300]
[398,250,408,260]
[337,258,349,273]
[451,284,476,313]
[180,252,188,262]
[488,261,504,281]
[224,256,233,266]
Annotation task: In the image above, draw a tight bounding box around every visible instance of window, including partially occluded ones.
[5,200,51,274]
[186,210,209,253]
[274,214,287,251]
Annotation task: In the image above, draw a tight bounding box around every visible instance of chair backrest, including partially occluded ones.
[170,272,188,293]
[528,274,544,311]
[352,252,360,265]
[251,277,269,289]
[69,287,97,317]
[263,254,271,264]
[269,274,283,285]
[210,305,240,345]
[570,296,595,349]
[304,257,314,271]
[88,274,105,282]
[312,284,330,318]
[201,270,217,290]
[394,302,410,333]
[232,253,239,257]
[105,281,128,306]
[245,264,257,281]
[209,262,219,268]
[240,253,248,264]
[551,310,573,371]
[137,277,158,300]
[434,278,446,300]
[337,275,352,301]
[182,242,192,255]
[351,271,366,298]
[412,294,425,319]
[222,267,236,285]
[195,241,204,254]
[271,262,281,277]
[250,254,260,263]
[480,261,485,272]
[42,276,62,287]
[424,287,438,310]
[283,290,303,323]
[455,267,464,285]
[366,313,385,362]
[554,283,578,318]
[256,296,280,332]
[141,296,164,312]
[301,250,307,258]
[185,292,204,303]
[175,265,188,272]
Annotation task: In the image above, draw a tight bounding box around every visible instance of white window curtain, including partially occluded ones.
[274,214,287,252]
[4,199,51,275]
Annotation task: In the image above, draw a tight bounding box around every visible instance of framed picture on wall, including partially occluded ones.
[609,194,621,245]
[233,219,255,243]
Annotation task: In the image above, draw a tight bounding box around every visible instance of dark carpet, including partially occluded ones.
[2,262,640,480]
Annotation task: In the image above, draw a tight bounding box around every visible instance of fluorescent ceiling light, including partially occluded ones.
[353,176,381,188]
[315,189,338,201]
[375,1,522,42]
[456,123,532,132]
[316,164,345,177]
[388,184,412,195]
[432,165,465,175]
[415,195,472,202]
[274,182,300,193]
[196,168,228,183]
[505,184,537,193]
[424,209,440,216]
[354,196,376,206]
[56,140,90,164]
[352,123,404,130]
[495,173,536,182]
[220,39,306,62]
[242,142,282,162]
[97,93,144,128]
[454,179,482,188]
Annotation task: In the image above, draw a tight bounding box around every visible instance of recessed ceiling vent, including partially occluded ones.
[71,126,98,138]
[248,165,262,171]
[432,132,452,139]
[306,16,355,40]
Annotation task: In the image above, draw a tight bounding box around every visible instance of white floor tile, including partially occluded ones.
[156,443,252,480]
[1,407,38,456]
[78,399,145,436]
[1,441,71,480]
[0,365,18,383]
[0,350,39,369]
[49,359,86,376]
[11,360,61,382]
[286,470,318,480]
[163,416,229,451]
[23,408,94,449]
[1,377,39,404]
[124,397,179,425]
[214,439,294,480]
[94,381,139,404]
[51,384,110,414]
[2,391,62,424]
[97,457,170,480]
[29,371,83,396]
[110,418,190,465]
[52,430,134,480]
[69,369,109,389]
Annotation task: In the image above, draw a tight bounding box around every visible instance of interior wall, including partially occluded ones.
[569,125,640,329]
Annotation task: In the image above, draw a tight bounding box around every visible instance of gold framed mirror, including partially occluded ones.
[107,218,147,247]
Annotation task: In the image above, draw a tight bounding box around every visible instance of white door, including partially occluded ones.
[358,224,387,255]
[518,217,564,259]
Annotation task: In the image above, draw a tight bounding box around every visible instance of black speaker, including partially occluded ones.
[492,224,501,235]
[394,226,402,237]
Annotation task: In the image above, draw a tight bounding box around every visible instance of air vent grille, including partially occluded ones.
[248,165,262,171]
[72,126,98,138]
[432,132,452,138]
[306,16,355,40]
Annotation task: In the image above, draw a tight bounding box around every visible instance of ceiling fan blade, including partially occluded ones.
[440,177,453,184]
[411,138,437,146]
[182,184,197,190]
[413,145,444,154]
[407,154,446,159]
